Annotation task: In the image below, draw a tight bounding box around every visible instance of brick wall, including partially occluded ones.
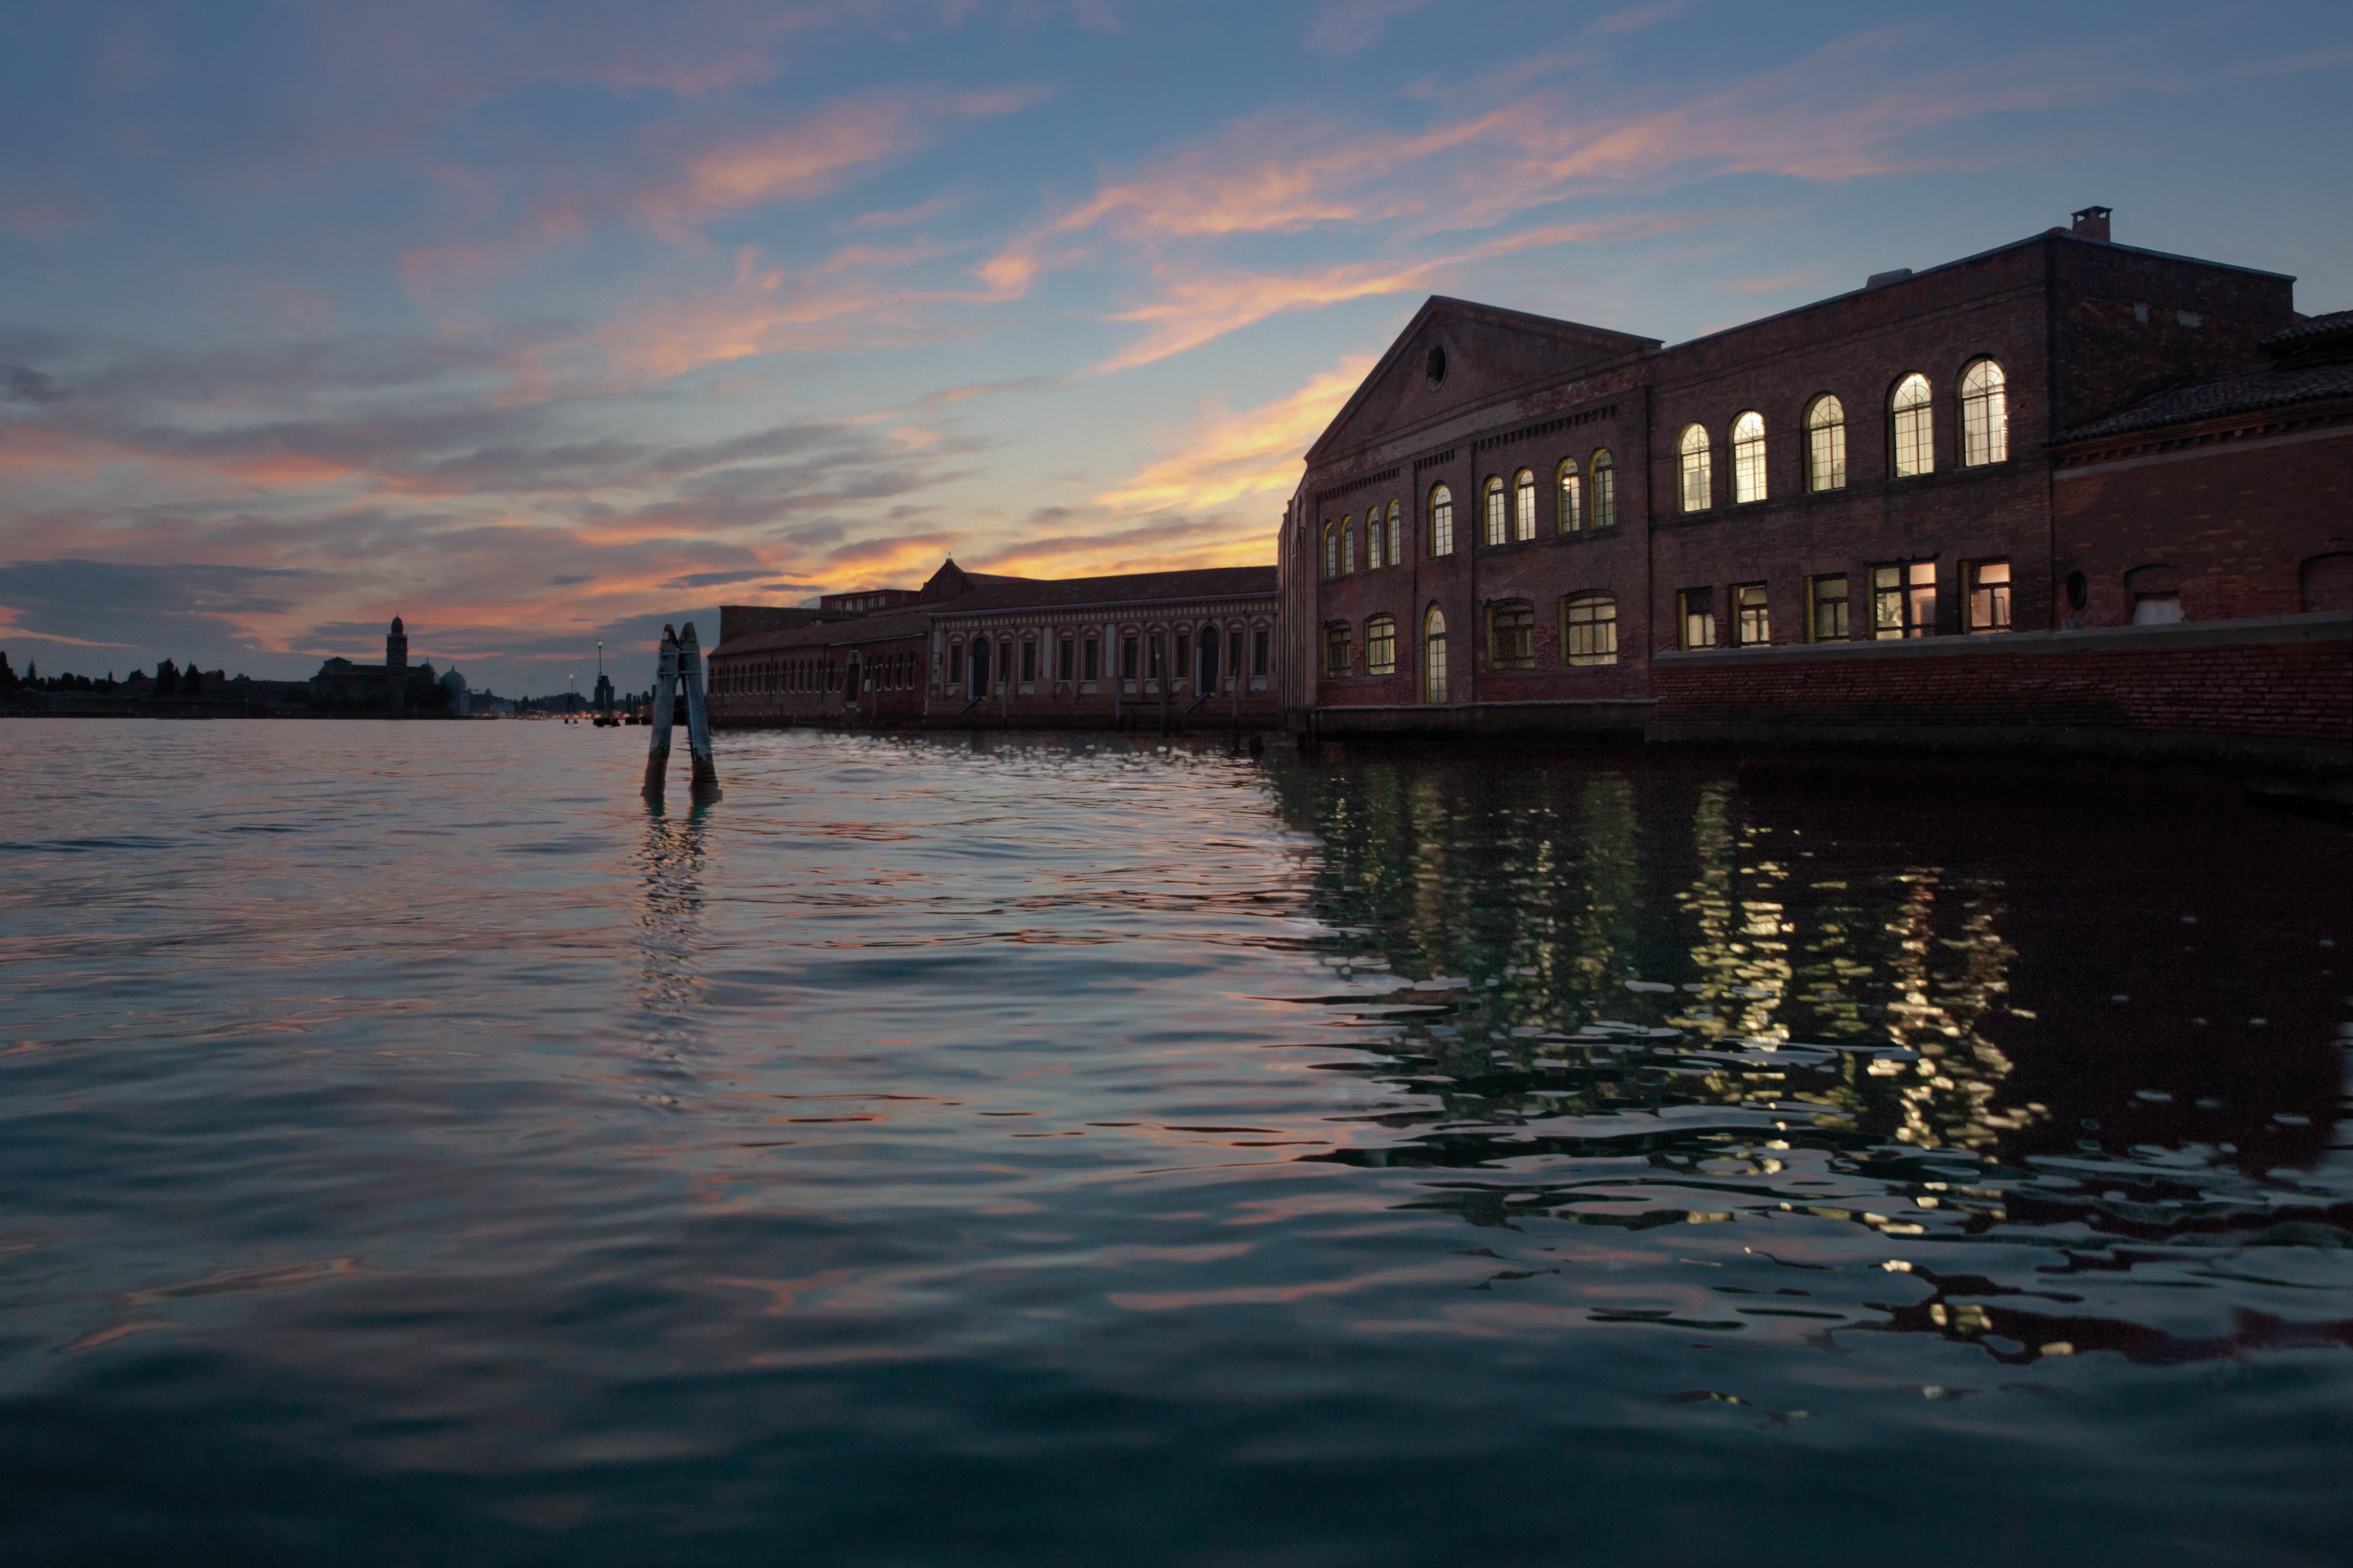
[1651,619,2352,748]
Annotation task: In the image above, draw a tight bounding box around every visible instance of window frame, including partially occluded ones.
[1512,468,1536,541]
[1427,484,1454,557]
[1557,457,1582,533]
[1483,474,1508,547]
[1730,411,1767,505]
[1422,605,1448,703]
[1805,574,1850,643]
[1366,506,1385,569]
[1734,582,1770,647]
[1677,424,1712,513]
[1322,523,1339,579]
[1678,587,1716,651]
[1967,558,2012,633]
[1561,592,1618,667]
[1805,394,1847,492]
[1486,598,1535,670]
[1322,621,1352,678]
[1591,450,1616,530]
[1385,501,1403,566]
[1341,516,1355,575]
[1364,613,1397,676]
[1959,358,2008,467]
[1889,374,1934,478]
[1871,560,1937,639]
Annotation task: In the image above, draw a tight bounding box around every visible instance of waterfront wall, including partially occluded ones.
[1646,612,2353,769]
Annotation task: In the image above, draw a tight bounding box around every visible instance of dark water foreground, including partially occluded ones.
[1,721,2347,1566]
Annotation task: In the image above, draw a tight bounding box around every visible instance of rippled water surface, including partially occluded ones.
[4,721,2349,1565]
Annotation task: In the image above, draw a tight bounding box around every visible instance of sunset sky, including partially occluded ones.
[3,0,2347,694]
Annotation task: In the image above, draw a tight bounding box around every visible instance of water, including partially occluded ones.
[2,721,2348,1565]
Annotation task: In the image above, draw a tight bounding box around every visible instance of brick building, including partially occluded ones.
[1279,208,2350,767]
[706,560,1281,731]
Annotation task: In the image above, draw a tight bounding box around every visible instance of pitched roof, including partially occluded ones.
[938,565,1277,616]
[2054,310,2353,443]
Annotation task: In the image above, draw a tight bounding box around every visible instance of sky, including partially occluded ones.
[1,0,2347,695]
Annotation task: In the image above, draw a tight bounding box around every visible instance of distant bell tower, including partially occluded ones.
[386,616,408,675]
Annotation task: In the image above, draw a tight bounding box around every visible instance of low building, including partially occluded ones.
[706,560,1282,731]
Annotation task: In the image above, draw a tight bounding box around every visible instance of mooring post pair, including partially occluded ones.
[644,622,719,800]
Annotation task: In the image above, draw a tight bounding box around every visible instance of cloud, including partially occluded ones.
[1584,0,1688,38]
[1306,0,1436,55]
[2,365,69,404]
[660,568,783,588]
[1096,354,1375,515]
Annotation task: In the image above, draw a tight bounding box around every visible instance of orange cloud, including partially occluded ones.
[1095,354,1375,516]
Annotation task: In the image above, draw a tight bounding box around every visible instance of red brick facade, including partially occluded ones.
[1281,213,2350,762]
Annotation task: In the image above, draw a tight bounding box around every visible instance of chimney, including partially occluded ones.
[2071,205,2112,242]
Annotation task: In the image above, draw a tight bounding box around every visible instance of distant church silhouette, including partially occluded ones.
[311,616,414,707]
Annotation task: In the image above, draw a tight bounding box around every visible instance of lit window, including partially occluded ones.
[1365,613,1396,676]
[1679,588,1715,650]
[1323,524,1339,579]
[1968,560,2011,632]
[1562,593,1617,666]
[1385,501,1402,566]
[1558,458,1582,532]
[1488,599,1535,669]
[1732,412,1767,504]
[1678,424,1712,512]
[1366,507,1385,568]
[1591,451,1616,529]
[1323,622,1351,678]
[1735,583,1770,646]
[1428,485,1454,556]
[1873,561,1936,638]
[1342,518,1355,574]
[1890,374,1933,477]
[1805,396,1846,491]
[1513,468,1536,541]
[1807,575,1849,641]
[1484,475,1508,546]
[1960,360,2007,466]
[1423,606,1447,702]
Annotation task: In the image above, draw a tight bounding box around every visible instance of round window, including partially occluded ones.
[1425,345,1447,388]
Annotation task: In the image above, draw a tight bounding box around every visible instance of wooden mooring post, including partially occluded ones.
[642,623,719,800]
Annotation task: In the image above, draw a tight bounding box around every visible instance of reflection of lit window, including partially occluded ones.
[1592,450,1616,528]
[1890,374,1933,477]
[1488,599,1535,669]
[1873,561,1936,638]
[1736,583,1770,646]
[1732,412,1767,504]
[1365,613,1396,675]
[1678,424,1712,512]
[1513,468,1536,541]
[1679,587,1715,649]
[1806,396,1846,491]
[1968,560,2011,632]
[1557,458,1582,532]
[1323,622,1351,677]
[1562,593,1617,666]
[1423,606,1447,702]
[1806,574,1849,641]
[1960,359,2007,466]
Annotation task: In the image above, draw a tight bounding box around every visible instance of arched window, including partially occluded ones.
[1385,501,1402,566]
[1428,484,1454,556]
[1487,598,1534,669]
[1364,613,1397,675]
[1513,468,1536,541]
[1423,606,1448,703]
[1557,457,1582,532]
[1890,373,1933,477]
[1323,523,1339,579]
[1960,359,2007,466]
[1366,506,1385,569]
[1483,475,1508,546]
[1731,411,1766,504]
[1561,592,1617,666]
[1342,517,1356,574]
[1678,424,1712,512]
[1591,450,1616,529]
[1805,395,1846,491]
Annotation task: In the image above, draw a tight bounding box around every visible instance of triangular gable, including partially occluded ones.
[1306,296,1659,466]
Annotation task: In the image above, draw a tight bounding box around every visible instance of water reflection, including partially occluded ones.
[1275,745,2352,1369]
[634,802,710,1072]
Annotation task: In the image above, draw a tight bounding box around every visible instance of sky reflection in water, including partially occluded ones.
[1,722,2347,1565]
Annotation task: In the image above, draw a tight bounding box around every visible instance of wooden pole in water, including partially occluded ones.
[678,621,719,795]
[643,626,679,797]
